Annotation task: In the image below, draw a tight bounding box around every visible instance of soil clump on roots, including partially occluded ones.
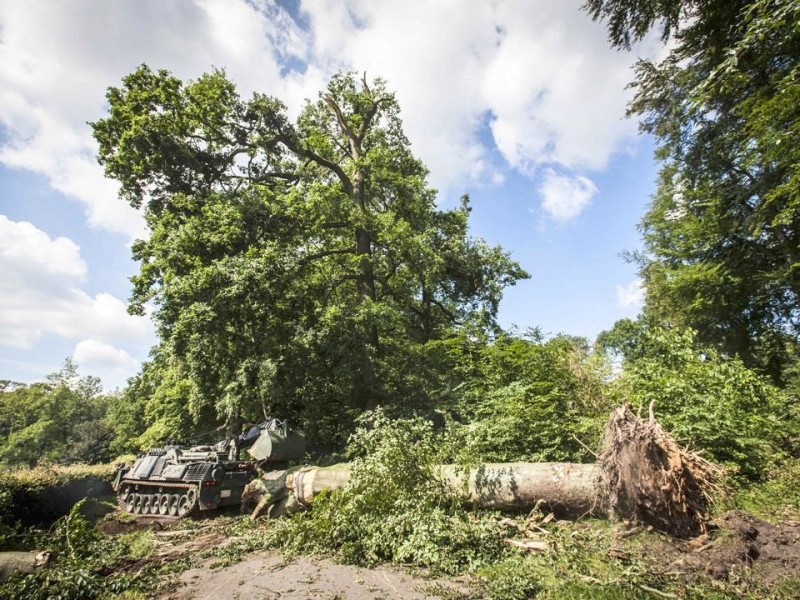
[600,404,724,538]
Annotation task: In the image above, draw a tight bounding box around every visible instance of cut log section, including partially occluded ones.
[242,405,723,538]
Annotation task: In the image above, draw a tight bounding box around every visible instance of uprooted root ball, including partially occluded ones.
[599,404,725,538]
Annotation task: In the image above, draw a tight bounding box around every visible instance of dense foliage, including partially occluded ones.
[600,320,798,478]
[587,0,800,381]
[450,332,615,464]
[277,411,510,573]
[91,68,527,449]
[0,360,139,468]
[5,5,800,591]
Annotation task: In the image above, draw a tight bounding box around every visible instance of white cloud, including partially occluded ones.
[73,339,138,389]
[0,216,154,350]
[0,0,661,383]
[0,215,87,280]
[482,3,640,173]
[0,0,305,239]
[297,0,654,206]
[0,0,656,221]
[73,339,136,369]
[539,171,598,222]
[616,278,645,308]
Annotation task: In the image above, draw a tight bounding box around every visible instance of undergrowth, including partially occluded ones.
[730,458,800,521]
[3,417,800,599]
[0,461,124,550]
[277,411,511,573]
[205,414,800,600]
[0,500,190,600]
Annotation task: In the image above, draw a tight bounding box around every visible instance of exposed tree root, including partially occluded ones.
[599,404,725,538]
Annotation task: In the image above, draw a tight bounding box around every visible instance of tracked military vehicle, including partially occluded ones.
[113,419,305,518]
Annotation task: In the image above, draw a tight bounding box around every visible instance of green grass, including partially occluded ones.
[729,458,800,521]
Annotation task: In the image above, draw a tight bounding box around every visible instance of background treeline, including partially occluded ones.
[2,0,799,490]
[0,360,136,467]
[3,324,797,484]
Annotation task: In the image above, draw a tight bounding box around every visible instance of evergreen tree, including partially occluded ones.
[587,0,800,379]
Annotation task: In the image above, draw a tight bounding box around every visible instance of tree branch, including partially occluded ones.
[430,297,459,324]
[323,94,360,159]
[277,132,354,197]
[299,247,356,265]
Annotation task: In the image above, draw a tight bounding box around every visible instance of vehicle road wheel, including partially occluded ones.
[142,495,152,515]
[168,494,180,516]
[159,494,170,515]
[178,495,191,517]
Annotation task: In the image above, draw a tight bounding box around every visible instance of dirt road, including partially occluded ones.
[168,551,471,600]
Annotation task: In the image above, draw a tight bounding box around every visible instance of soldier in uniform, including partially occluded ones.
[218,409,244,460]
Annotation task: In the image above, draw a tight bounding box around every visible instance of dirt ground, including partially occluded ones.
[96,516,473,599]
[94,507,800,599]
[652,510,800,584]
[165,552,470,600]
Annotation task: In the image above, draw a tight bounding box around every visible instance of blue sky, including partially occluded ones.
[0,0,660,389]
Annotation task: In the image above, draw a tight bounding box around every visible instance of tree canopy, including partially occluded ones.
[92,68,527,447]
[0,360,121,467]
[588,0,800,380]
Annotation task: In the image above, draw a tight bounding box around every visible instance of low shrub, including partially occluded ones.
[271,411,512,574]
[0,500,183,600]
[0,463,117,528]
[731,458,800,521]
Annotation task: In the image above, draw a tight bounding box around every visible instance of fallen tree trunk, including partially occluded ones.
[438,463,605,517]
[243,405,723,537]
[282,462,604,516]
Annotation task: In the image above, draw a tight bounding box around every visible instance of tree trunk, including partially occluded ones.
[355,225,380,411]
[355,227,375,302]
[288,462,604,517]
[438,463,605,517]
[0,551,51,583]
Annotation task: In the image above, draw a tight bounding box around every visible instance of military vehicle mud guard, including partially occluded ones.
[114,419,306,519]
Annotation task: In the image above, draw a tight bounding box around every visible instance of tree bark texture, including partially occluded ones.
[0,551,51,583]
[256,462,604,518]
[438,463,606,517]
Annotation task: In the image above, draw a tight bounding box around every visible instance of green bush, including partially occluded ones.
[453,334,615,464]
[0,501,175,599]
[610,326,795,479]
[277,411,510,574]
[479,555,541,600]
[0,462,118,540]
[732,458,800,520]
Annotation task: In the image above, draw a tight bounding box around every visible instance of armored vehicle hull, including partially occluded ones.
[116,447,257,517]
[114,420,305,518]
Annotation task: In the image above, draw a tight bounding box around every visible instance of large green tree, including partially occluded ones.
[586,0,800,379]
[92,68,527,448]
